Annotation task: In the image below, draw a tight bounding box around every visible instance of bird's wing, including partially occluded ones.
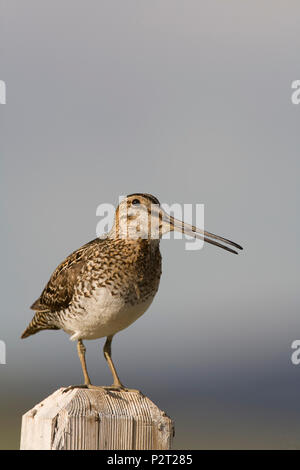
[31,238,101,312]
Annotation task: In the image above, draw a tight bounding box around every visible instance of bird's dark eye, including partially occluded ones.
[132,199,140,205]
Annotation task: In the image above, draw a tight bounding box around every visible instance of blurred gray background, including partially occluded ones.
[1,1,299,449]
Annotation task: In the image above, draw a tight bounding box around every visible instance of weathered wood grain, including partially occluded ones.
[20,387,174,450]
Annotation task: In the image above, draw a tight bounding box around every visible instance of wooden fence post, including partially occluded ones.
[20,387,174,450]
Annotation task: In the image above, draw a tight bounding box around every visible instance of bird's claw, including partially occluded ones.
[63,384,90,393]
[63,384,142,394]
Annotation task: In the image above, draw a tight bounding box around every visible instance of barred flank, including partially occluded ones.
[21,312,60,339]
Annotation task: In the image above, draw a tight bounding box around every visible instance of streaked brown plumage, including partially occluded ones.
[22,237,161,339]
[21,193,242,390]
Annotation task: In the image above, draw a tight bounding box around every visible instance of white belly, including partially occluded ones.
[62,287,155,341]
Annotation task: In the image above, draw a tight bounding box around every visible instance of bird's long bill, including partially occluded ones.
[162,212,243,254]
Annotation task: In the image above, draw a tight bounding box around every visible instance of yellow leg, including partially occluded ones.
[103,335,124,388]
[64,337,141,394]
[77,339,92,386]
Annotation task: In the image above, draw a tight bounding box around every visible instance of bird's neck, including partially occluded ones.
[107,223,159,249]
[107,217,160,243]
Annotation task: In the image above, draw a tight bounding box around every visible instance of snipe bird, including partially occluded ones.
[21,193,243,391]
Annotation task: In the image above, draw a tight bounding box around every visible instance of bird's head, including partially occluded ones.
[112,193,242,254]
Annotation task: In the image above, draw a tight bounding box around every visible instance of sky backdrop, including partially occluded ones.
[1,0,300,449]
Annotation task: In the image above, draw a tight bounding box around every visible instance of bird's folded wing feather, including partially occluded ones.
[31,238,100,312]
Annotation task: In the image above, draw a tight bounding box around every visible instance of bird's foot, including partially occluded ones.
[63,384,142,394]
[102,384,142,394]
[63,384,90,393]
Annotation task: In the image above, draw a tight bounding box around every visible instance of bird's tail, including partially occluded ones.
[21,311,59,339]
